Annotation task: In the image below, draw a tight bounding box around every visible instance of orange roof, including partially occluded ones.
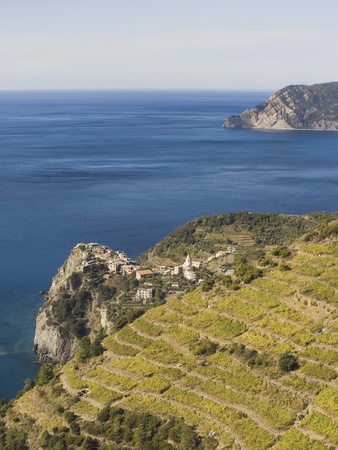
[136,269,153,275]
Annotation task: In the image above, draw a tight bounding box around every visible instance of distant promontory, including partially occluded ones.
[223,82,338,130]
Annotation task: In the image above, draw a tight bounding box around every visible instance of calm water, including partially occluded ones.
[1,90,338,399]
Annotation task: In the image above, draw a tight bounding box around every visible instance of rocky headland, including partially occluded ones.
[223,82,338,130]
[33,243,120,363]
[34,245,89,363]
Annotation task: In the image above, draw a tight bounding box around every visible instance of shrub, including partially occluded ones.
[190,338,218,356]
[201,278,215,292]
[271,246,291,258]
[279,352,299,373]
[235,262,263,284]
[5,428,29,449]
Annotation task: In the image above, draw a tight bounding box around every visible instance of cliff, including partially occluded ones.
[34,244,90,363]
[33,243,143,364]
[223,82,338,130]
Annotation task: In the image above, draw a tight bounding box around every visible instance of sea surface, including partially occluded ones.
[1,89,338,400]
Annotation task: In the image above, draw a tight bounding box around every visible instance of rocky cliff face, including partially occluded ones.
[34,244,94,363]
[223,82,338,130]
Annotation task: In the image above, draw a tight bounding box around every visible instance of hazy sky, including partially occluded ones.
[1,0,337,90]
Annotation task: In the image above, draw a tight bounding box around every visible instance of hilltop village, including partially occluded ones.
[78,242,236,304]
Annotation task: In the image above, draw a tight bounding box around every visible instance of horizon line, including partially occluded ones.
[0,87,276,93]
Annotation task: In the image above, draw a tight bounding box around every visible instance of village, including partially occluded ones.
[76,242,236,305]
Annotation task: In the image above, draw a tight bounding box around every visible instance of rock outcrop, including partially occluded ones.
[223,82,338,130]
[34,244,93,363]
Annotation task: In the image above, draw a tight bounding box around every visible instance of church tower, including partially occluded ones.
[182,254,192,269]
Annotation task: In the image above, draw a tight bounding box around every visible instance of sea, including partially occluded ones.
[1,89,338,400]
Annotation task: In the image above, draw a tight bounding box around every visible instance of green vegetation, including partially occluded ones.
[235,261,263,284]
[6,214,338,449]
[77,330,106,363]
[36,363,54,386]
[278,353,299,373]
[86,367,137,391]
[301,411,338,446]
[86,406,213,450]
[228,343,270,368]
[275,428,328,450]
[138,374,170,394]
[167,325,200,347]
[109,306,146,332]
[141,211,338,263]
[187,310,246,339]
[142,339,194,367]
[133,316,162,337]
[315,387,338,414]
[51,290,92,338]
[300,362,337,381]
[215,296,264,321]
[117,327,153,348]
[190,338,218,356]
[103,336,140,357]
[302,346,338,365]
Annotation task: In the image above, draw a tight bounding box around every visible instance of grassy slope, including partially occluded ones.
[138,211,338,266]
[5,218,338,449]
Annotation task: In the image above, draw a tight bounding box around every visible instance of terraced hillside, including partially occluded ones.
[139,211,338,266]
[4,222,338,449]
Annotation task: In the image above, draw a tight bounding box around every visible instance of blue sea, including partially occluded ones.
[1,90,338,400]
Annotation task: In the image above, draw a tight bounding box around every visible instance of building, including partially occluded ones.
[121,264,137,275]
[174,266,183,275]
[83,260,104,273]
[225,269,235,276]
[192,260,203,269]
[108,261,121,273]
[184,269,197,281]
[182,254,192,269]
[136,269,154,280]
[86,243,100,251]
[136,288,154,301]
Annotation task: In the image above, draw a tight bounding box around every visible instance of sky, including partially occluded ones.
[1,0,337,90]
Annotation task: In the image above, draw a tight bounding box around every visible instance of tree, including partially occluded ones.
[77,336,91,363]
[90,329,106,357]
[5,427,28,450]
[0,420,6,448]
[235,262,263,284]
[37,363,54,385]
[82,437,99,450]
[200,278,215,292]
[23,378,34,392]
[279,352,299,372]
[40,430,51,449]
[179,424,200,450]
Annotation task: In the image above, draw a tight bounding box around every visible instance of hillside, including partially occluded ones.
[223,82,338,130]
[2,218,338,449]
[34,212,338,364]
[139,211,338,266]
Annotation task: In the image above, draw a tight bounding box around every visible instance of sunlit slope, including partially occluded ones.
[138,211,338,266]
[54,229,338,449]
